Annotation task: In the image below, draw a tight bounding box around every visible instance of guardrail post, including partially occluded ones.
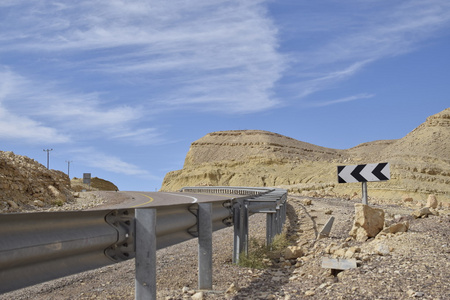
[232,200,249,263]
[242,200,249,256]
[276,206,282,235]
[232,202,241,263]
[266,212,275,246]
[198,203,213,290]
[135,208,157,300]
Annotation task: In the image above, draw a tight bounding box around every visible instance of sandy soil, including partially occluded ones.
[2,193,449,299]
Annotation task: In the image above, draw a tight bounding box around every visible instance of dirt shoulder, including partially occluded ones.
[2,195,449,299]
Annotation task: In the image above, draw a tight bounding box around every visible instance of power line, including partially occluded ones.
[65,160,73,178]
[43,149,53,169]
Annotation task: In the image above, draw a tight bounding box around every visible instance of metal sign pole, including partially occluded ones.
[362,182,368,205]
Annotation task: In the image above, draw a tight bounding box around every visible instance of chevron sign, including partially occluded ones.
[337,163,390,183]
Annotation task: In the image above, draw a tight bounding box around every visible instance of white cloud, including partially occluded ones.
[0,106,70,144]
[0,67,159,145]
[0,0,284,114]
[297,60,372,99]
[287,0,450,103]
[72,148,156,178]
[1,0,449,117]
[0,68,69,143]
[295,0,450,68]
[310,93,375,108]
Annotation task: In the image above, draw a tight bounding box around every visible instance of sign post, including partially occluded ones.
[83,173,91,187]
[337,163,390,205]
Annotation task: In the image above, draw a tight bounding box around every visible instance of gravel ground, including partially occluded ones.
[2,193,449,299]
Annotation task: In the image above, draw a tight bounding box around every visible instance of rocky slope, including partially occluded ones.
[0,151,119,213]
[162,108,450,203]
[71,177,119,192]
[0,151,72,212]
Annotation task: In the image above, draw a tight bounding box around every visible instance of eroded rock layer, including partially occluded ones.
[162,108,450,203]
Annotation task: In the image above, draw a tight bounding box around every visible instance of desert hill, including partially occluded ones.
[71,177,119,192]
[0,151,73,212]
[0,151,119,212]
[161,108,450,203]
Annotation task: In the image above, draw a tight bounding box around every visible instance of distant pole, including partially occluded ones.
[43,149,53,169]
[65,160,73,178]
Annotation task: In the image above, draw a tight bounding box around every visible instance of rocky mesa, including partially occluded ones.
[162,108,450,203]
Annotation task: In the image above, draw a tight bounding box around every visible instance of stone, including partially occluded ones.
[412,207,431,219]
[6,200,19,209]
[381,221,409,235]
[225,283,239,294]
[426,194,438,209]
[349,204,385,241]
[48,185,61,197]
[321,257,357,270]
[191,292,204,300]
[375,243,390,255]
[302,199,312,206]
[324,243,338,254]
[33,200,45,207]
[407,289,425,298]
[284,245,304,259]
[333,248,347,258]
[344,247,359,259]
[429,208,439,216]
[304,290,315,296]
[402,195,414,202]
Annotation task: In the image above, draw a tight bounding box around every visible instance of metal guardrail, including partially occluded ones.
[180,186,274,195]
[181,187,288,257]
[0,187,287,299]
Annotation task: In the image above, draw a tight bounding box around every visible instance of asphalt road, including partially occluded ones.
[99,191,235,209]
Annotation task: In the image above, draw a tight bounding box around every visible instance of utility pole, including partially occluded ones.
[65,160,73,178]
[43,149,53,169]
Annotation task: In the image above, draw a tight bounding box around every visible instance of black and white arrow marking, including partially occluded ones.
[337,163,390,183]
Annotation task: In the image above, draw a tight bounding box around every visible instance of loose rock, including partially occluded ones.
[426,194,438,209]
[349,204,385,241]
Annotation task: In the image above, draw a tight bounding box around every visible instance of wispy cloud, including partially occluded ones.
[71,148,157,178]
[0,106,70,144]
[287,0,450,103]
[310,93,375,108]
[297,60,372,99]
[0,0,284,114]
[0,67,158,145]
[0,68,69,144]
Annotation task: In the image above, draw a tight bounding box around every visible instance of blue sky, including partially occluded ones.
[1,0,449,191]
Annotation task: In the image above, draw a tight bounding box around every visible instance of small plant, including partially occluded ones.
[237,232,292,269]
[268,232,291,257]
[237,238,268,269]
[53,199,64,206]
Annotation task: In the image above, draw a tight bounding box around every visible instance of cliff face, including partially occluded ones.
[0,151,72,212]
[161,108,450,203]
[163,130,346,190]
[183,130,344,167]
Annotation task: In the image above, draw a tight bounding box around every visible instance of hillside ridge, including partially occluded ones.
[162,108,450,203]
